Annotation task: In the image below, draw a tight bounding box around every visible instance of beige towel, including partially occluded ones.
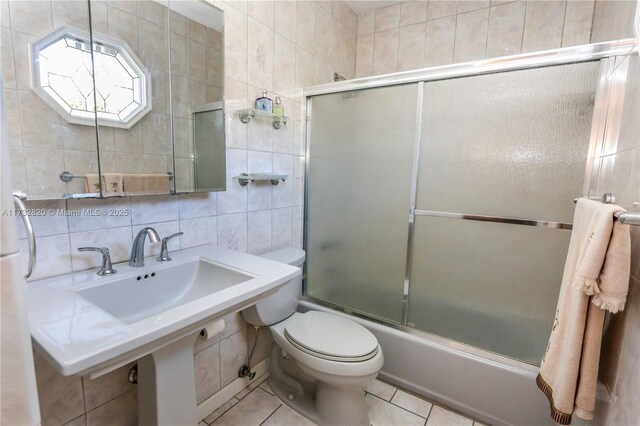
[537,198,630,424]
[144,174,170,193]
[102,173,124,196]
[85,173,102,193]
[123,174,170,194]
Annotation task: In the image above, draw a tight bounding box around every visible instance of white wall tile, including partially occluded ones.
[1,0,11,28]
[180,216,217,249]
[224,5,248,82]
[453,8,489,62]
[248,209,272,254]
[486,1,525,58]
[295,0,315,52]
[358,10,375,36]
[272,207,293,250]
[2,91,20,148]
[590,0,636,42]
[521,0,566,53]
[398,23,427,71]
[275,0,296,41]
[315,3,335,63]
[18,91,63,149]
[67,198,132,233]
[562,0,595,47]
[375,4,401,33]
[373,28,399,75]
[424,15,456,67]
[217,212,248,252]
[130,195,179,225]
[400,1,429,27]
[274,34,296,96]
[458,0,490,14]
[272,154,294,208]
[178,192,217,219]
[194,342,221,404]
[8,0,53,36]
[428,0,459,20]
[356,34,375,77]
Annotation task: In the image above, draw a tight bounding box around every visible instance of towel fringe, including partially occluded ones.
[536,373,573,425]
[592,294,626,313]
[572,277,600,295]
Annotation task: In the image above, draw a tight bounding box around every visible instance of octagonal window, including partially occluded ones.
[30,26,151,129]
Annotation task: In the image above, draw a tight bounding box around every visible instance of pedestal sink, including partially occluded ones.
[26,244,301,425]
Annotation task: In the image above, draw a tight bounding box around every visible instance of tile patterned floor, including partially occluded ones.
[199,374,487,426]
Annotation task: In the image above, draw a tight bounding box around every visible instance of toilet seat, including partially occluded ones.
[284,311,379,362]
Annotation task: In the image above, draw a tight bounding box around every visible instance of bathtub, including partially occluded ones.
[298,300,610,426]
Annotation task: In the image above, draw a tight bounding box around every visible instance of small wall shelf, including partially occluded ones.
[235,173,288,186]
[237,108,288,129]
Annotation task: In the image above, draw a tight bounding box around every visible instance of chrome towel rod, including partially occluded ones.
[59,171,174,182]
[574,193,640,226]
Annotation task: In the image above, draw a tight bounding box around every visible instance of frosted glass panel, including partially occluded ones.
[306,85,418,322]
[416,62,599,223]
[408,217,571,364]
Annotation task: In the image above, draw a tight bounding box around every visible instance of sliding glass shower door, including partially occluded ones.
[305,60,602,364]
[408,62,599,364]
[305,84,419,323]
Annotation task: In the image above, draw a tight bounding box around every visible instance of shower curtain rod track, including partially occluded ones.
[303,39,636,97]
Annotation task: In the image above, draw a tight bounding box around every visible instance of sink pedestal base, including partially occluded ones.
[138,333,199,426]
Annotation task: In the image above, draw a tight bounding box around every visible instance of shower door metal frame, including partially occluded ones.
[302,39,637,341]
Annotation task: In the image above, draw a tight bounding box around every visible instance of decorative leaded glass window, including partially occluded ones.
[30,26,151,129]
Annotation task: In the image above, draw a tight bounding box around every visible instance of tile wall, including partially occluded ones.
[355,0,637,78]
[591,2,639,426]
[6,0,358,424]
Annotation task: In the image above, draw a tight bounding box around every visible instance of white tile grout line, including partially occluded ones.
[258,403,284,426]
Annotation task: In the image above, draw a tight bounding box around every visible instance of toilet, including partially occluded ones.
[242,248,383,426]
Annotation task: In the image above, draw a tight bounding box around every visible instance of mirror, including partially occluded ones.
[2,0,225,200]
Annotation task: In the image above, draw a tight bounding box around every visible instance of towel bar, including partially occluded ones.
[59,171,174,182]
[573,193,640,226]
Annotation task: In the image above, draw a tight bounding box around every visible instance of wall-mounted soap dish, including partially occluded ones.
[235,173,288,186]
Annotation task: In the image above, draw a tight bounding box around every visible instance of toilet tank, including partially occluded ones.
[242,248,306,326]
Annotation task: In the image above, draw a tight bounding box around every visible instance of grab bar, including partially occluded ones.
[13,191,36,278]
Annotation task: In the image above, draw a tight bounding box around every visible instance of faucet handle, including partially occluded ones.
[78,247,117,276]
[156,232,183,262]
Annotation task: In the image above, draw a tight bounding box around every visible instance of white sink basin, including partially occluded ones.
[27,244,300,376]
[76,258,254,324]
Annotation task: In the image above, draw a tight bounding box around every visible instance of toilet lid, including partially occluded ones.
[284,311,378,362]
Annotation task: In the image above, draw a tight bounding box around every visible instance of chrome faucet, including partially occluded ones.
[129,227,160,267]
[157,232,183,262]
[78,247,117,276]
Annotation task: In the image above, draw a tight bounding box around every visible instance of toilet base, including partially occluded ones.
[267,343,371,426]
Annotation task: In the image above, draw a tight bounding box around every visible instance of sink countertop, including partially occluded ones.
[26,244,301,376]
